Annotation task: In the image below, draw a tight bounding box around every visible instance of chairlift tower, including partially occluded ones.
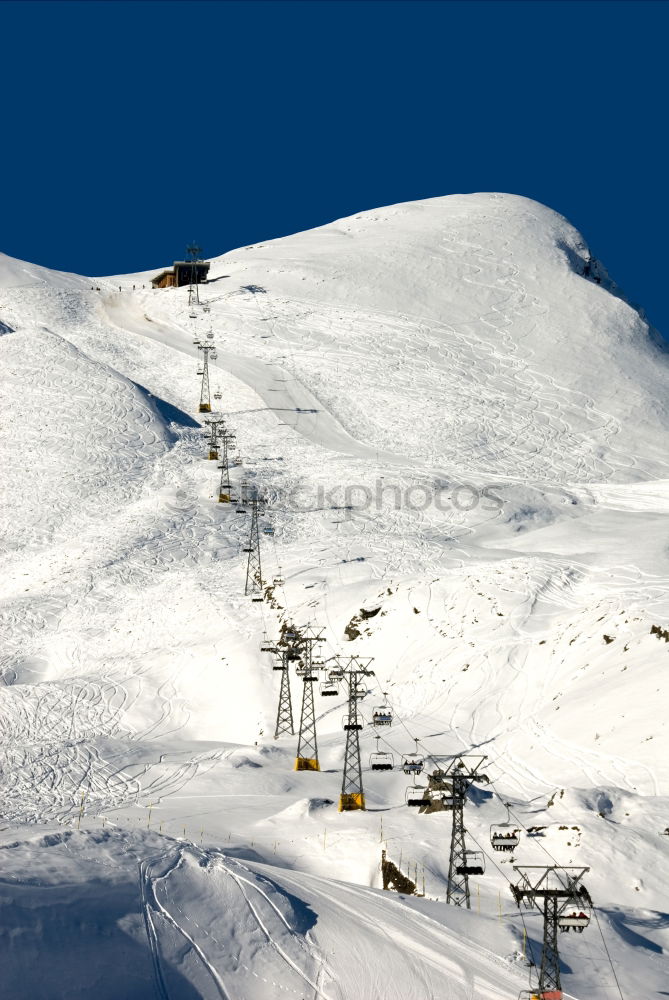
[274,648,294,738]
[294,626,326,771]
[204,416,225,460]
[262,623,299,739]
[187,242,202,307]
[217,428,236,502]
[512,866,591,999]
[196,341,216,413]
[335,656,374,811]
[243,493,264,599]
[442,756,489,908]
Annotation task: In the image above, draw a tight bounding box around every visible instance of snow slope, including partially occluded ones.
[1,192,668,999]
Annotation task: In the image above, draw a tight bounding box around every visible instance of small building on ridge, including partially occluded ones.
[151,260,210,289]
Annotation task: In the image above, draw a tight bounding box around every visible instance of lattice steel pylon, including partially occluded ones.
[217,428,236,502]
[294,626,326,771]
[187,242,202,307]
[275,651,294,737]
[336,656,374,811]
[243,493,264,600]
[511,866,591,999]
[197,341,216,413]
[261,625,296,739]
[441,756,489,908]
[205,416,224,460]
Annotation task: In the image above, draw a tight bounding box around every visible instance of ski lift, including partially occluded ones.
[213,391,222,401]
[192,338,201,345]
[263,525,274,535]
[273,575,285,586]
[206,332,214,339]
[372,699,393,727]
[491,804,521,851]
[320,679,339,697]
[440,787,457,810]
[455,851,485,876]
[370,737,394,771]
[189,309,197,319]
[196,368,204,376]
[558,910,590,933]
[402,739,424,775]
[353,683,368,699]
[251,594,264,603]
[342,714,363,731]
[405,783,430,808]
[328,666,344,681]
[518,993,561,1000]
[211,351,218,360]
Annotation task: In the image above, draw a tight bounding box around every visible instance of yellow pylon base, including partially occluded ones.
[339,793,365,811]
[218,493,230,503]
[294,757,320,772]
[199,403,211,413]
[209,450,219,460]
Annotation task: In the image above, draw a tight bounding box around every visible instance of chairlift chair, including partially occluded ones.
[405,783,430,807]
[370,751,394,771]
[214,390,222,400]
[558,911,590,933]
[490,824,521,852]
[263,525,274,535]
[251,595,264,603]
[402,738,424,775]
[370,736,393,771]
[372,705,393,727]
[328,667,344,681]
[455,850,485,876]
[353,684,368,699]
[189,310,197,319]
[206,332,214,339]
[342,714,363,731]
[320,679,339,697]
[211,351,218,360]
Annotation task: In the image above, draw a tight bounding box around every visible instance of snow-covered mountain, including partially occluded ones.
[1,193,668,999]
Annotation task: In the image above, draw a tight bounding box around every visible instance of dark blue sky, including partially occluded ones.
[3,1,667,333]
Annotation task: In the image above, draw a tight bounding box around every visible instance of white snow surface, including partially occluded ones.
[1,192,668,999]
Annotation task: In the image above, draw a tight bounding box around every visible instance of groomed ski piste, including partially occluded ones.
[1,192,668,999]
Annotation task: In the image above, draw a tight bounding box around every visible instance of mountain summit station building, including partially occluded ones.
[151,260,210,288]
